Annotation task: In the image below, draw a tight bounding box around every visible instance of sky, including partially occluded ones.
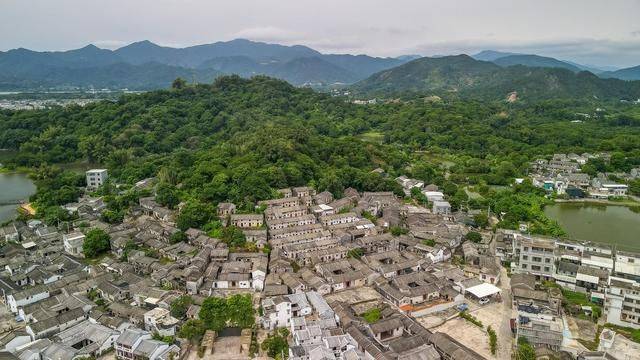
[1,0,640,68]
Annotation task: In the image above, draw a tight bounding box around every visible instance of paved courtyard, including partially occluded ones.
[429,267,515,360]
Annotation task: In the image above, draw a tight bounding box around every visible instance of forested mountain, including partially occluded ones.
[352,55,640,100]
[473,50,616,75]
[3,75,640,233]
[472,50,520,62]
[0,39,408,90]
[114,39,322,67]
[601,65,640,81]
[0,62,222,90]
[492,54,582,72]
[199,56,359,85]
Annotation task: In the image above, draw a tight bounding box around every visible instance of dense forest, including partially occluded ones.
[352,55,640,101]
[2,75,640,235]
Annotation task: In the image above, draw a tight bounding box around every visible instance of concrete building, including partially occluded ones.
[86,169,108,190]
[143,308,179,336]
[261,293,312,330]
[517,237,556,280]
[63,232,85,256]
[605,277,640,329]
[517,313,564,350]
[432,201,451,215]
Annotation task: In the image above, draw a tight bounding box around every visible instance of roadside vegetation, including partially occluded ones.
[458,311,483,328]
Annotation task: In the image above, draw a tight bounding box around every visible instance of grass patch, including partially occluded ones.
[362,308,381,324]
[558,288,602,321]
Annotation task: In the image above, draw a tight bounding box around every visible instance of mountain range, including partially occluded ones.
[0,39,639,94]
[471,50,640,81]
[352,54,640,101]
[0,39,406,91]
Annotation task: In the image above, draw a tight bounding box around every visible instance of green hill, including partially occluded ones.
[601,65,640,81]
[352,55,640,100]
[492,54,582,72]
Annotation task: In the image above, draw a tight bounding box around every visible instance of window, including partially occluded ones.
[629,258,635,263]
[532,265,541,271]
[544,267,550,272]
[521,264,527,269]
[522,255,528,260]
[545,258,551,263]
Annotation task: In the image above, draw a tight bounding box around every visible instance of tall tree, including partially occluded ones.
[199,297,228,332]
[83,228,111,258]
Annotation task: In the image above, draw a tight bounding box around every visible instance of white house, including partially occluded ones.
[116,328,149,359]
[143,308,179,337]
[86,169,109,190]
[63,232,86,257]
[7,286,50,314]
[54,320,119,357]
[423,191,444,202]
[115,328,180,360]
[261,293,312,330]
[432,201,451,215]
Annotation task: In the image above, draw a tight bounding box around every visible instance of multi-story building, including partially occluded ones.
[604,277,640,329]
[517,313,564,350]
[614,251,640,282]
[86,169,108,190]
[517,238,556,280]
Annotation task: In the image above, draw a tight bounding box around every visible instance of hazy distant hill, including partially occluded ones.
[114,39,322,67]
[493,54,582,72]
[3,39,637,91]
[198,52,403,85]
[0,62,222,91]
[320,54,405,80]
[352,55,640,100]
[472,50,520,62]
[601,65,640,81]
[473,50,614,74]
[0,39,409,90]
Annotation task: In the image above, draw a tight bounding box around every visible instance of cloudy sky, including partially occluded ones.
[2,0,640,68]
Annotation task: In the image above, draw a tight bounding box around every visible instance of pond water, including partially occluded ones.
[544,203,640,251]
[0,172,36,223]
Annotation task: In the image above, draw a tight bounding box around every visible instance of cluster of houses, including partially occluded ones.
[4,166,639,359]
[496,229,640,352]
[530,153,632,198]
[395,175,452,215]
[0,168,505,360]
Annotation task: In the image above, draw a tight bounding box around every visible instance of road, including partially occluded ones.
[496,266,515,359]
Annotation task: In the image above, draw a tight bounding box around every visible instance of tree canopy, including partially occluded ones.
[83,228,111,258]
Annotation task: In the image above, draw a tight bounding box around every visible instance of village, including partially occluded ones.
[529,152,636,199]
[0,166,639,360]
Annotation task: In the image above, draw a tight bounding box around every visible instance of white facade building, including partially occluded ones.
[63,232,86,256]
[86,169,108,190]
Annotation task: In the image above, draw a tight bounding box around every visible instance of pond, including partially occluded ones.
[544,203,640,251]
[0,172,36,223]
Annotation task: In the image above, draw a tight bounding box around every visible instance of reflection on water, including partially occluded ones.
[544,203,640,251]
[0,172,36,223]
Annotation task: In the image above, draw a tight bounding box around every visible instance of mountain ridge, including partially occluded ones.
[0,39,411,90]
[352,55,640,100]
[1,40,639,91]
